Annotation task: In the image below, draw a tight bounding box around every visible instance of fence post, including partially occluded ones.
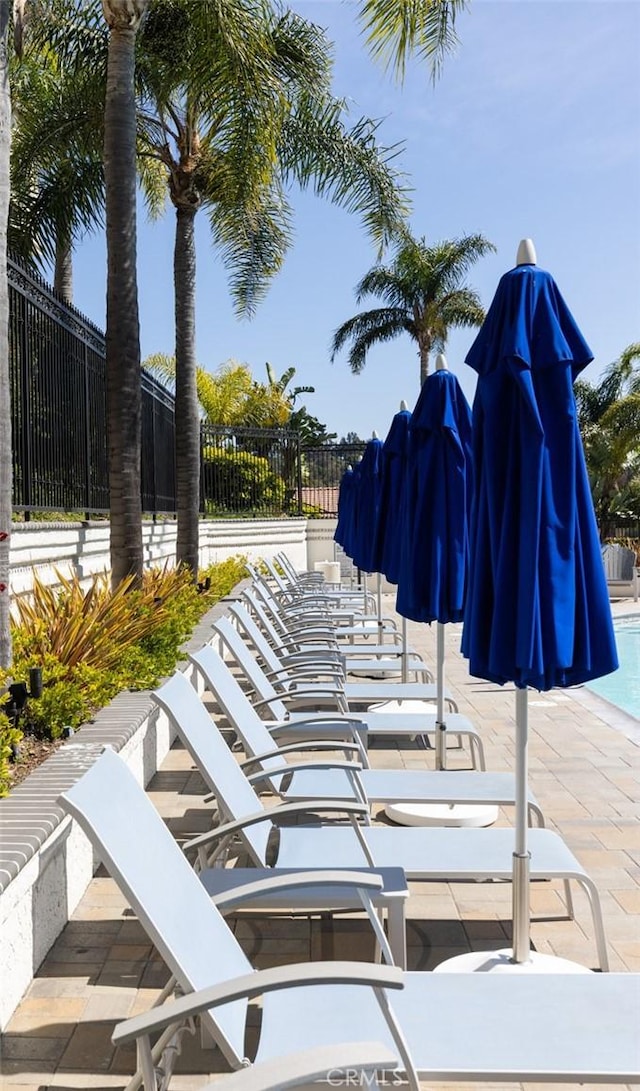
[295,433,303,515]
[151,396,158,520]
[83,342,92,520]
[18,293,32,520]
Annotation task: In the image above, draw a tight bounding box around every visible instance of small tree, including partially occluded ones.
[575,343,640,537]
[332,232,495,386]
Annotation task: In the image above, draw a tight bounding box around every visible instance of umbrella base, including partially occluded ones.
[434,948,593,973]
[384,802,499,827]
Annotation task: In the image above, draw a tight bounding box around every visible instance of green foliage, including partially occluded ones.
[0,708,22,798]
[3,557,246,775]
[575,344,640,535]
[202,448,286,513]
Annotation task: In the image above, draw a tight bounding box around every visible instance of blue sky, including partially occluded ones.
[70,0,640,441]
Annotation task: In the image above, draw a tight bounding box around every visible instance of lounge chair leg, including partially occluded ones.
[387,902,407,970]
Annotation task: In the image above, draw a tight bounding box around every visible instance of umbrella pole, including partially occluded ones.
[376,573,383,640]
[401,615,408,682]
[512,686,531,963]
[435,621,447,770]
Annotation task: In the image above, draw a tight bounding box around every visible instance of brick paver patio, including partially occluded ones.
[1,596,638,1091]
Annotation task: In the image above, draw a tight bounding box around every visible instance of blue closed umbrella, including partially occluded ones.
[351,436,384,575]
[462,262,617,691]
[373,407,412,585]
[338,459,362,563]
[395,362,473,769]
[396,369,472,625]
[461,253,618,966]
[334,466,356,552]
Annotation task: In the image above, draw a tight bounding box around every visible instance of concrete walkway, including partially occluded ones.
[1,597,638,1090]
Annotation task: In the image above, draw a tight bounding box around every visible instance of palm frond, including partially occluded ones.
[358,0,469,83]
[331,307,412,371]
[280,97,410,251]
[355,265,415,308]
[209,179,293,316]
[142,353,177,392]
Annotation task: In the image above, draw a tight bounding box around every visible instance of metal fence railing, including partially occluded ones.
[200,425,303,517]
[301,443,366,516]
[9,253,175,518]
[8,254,370,522]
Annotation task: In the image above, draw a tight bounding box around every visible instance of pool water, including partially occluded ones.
[587,615,640,719]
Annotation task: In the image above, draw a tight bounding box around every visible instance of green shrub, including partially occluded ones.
[202,448,286,513]
[4,554,247,771]
[0,709,22,797]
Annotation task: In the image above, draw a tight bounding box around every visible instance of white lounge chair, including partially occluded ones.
[240,590,484,766]
[228,600,431,681]
[62,748,639,1088]
[154,672,609,970]
[243,585,413,658]
[250,574,401,641]
[212,615,486,769]
[189,641,543,827]
[212,612,458,714]
[259,557,377,612]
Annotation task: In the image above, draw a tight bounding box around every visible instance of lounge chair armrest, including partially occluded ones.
[209,868,385,911]
[184,799,369,853]
[239,739,360,766]
[277,621,337,634]
[245,759,364,786]
[274,715,366,729]
[251,688,344,713]
[265,719,369,766]
[280,648,342,662]
[266,665,345,684]
[112,961,404,1046]
[197,1044,401,1091]
[283,682,344,697]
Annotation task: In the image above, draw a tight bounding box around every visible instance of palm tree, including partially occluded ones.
[332,232,495,386]
[574,343,640,537]
[101,0,148,587]
[0,0,17,668]
[9,37,106,304]
[136,1,409,577]
[11,0,466,592]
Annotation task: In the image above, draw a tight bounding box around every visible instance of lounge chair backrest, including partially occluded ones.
[249,577,293,625]
[58,746,253,1066]
[242,587,290,641]
[212,616,289,720]
[153,672,272,865]
[189,642,289,793]
[227,602,286,675]
[261,556,289,593]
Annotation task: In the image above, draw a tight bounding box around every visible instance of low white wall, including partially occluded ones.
[9,518,308,596]
[305,518,338,571]
[0,619,225,1031]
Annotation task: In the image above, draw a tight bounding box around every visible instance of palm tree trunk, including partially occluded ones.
[174,205,200,577]
[53,231,73,306]
[419,344,430,386]
[102,0,147,588]
[0,1,12,667]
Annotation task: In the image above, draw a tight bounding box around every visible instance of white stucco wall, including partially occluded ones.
[9,518,309,598]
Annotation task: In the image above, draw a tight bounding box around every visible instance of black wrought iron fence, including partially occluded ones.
[9,254,175,517]
[301,443,366,515]
[201,425,303,517]
[8,254,367,521]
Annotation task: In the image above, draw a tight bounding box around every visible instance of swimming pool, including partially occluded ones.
[586,614,640,719]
